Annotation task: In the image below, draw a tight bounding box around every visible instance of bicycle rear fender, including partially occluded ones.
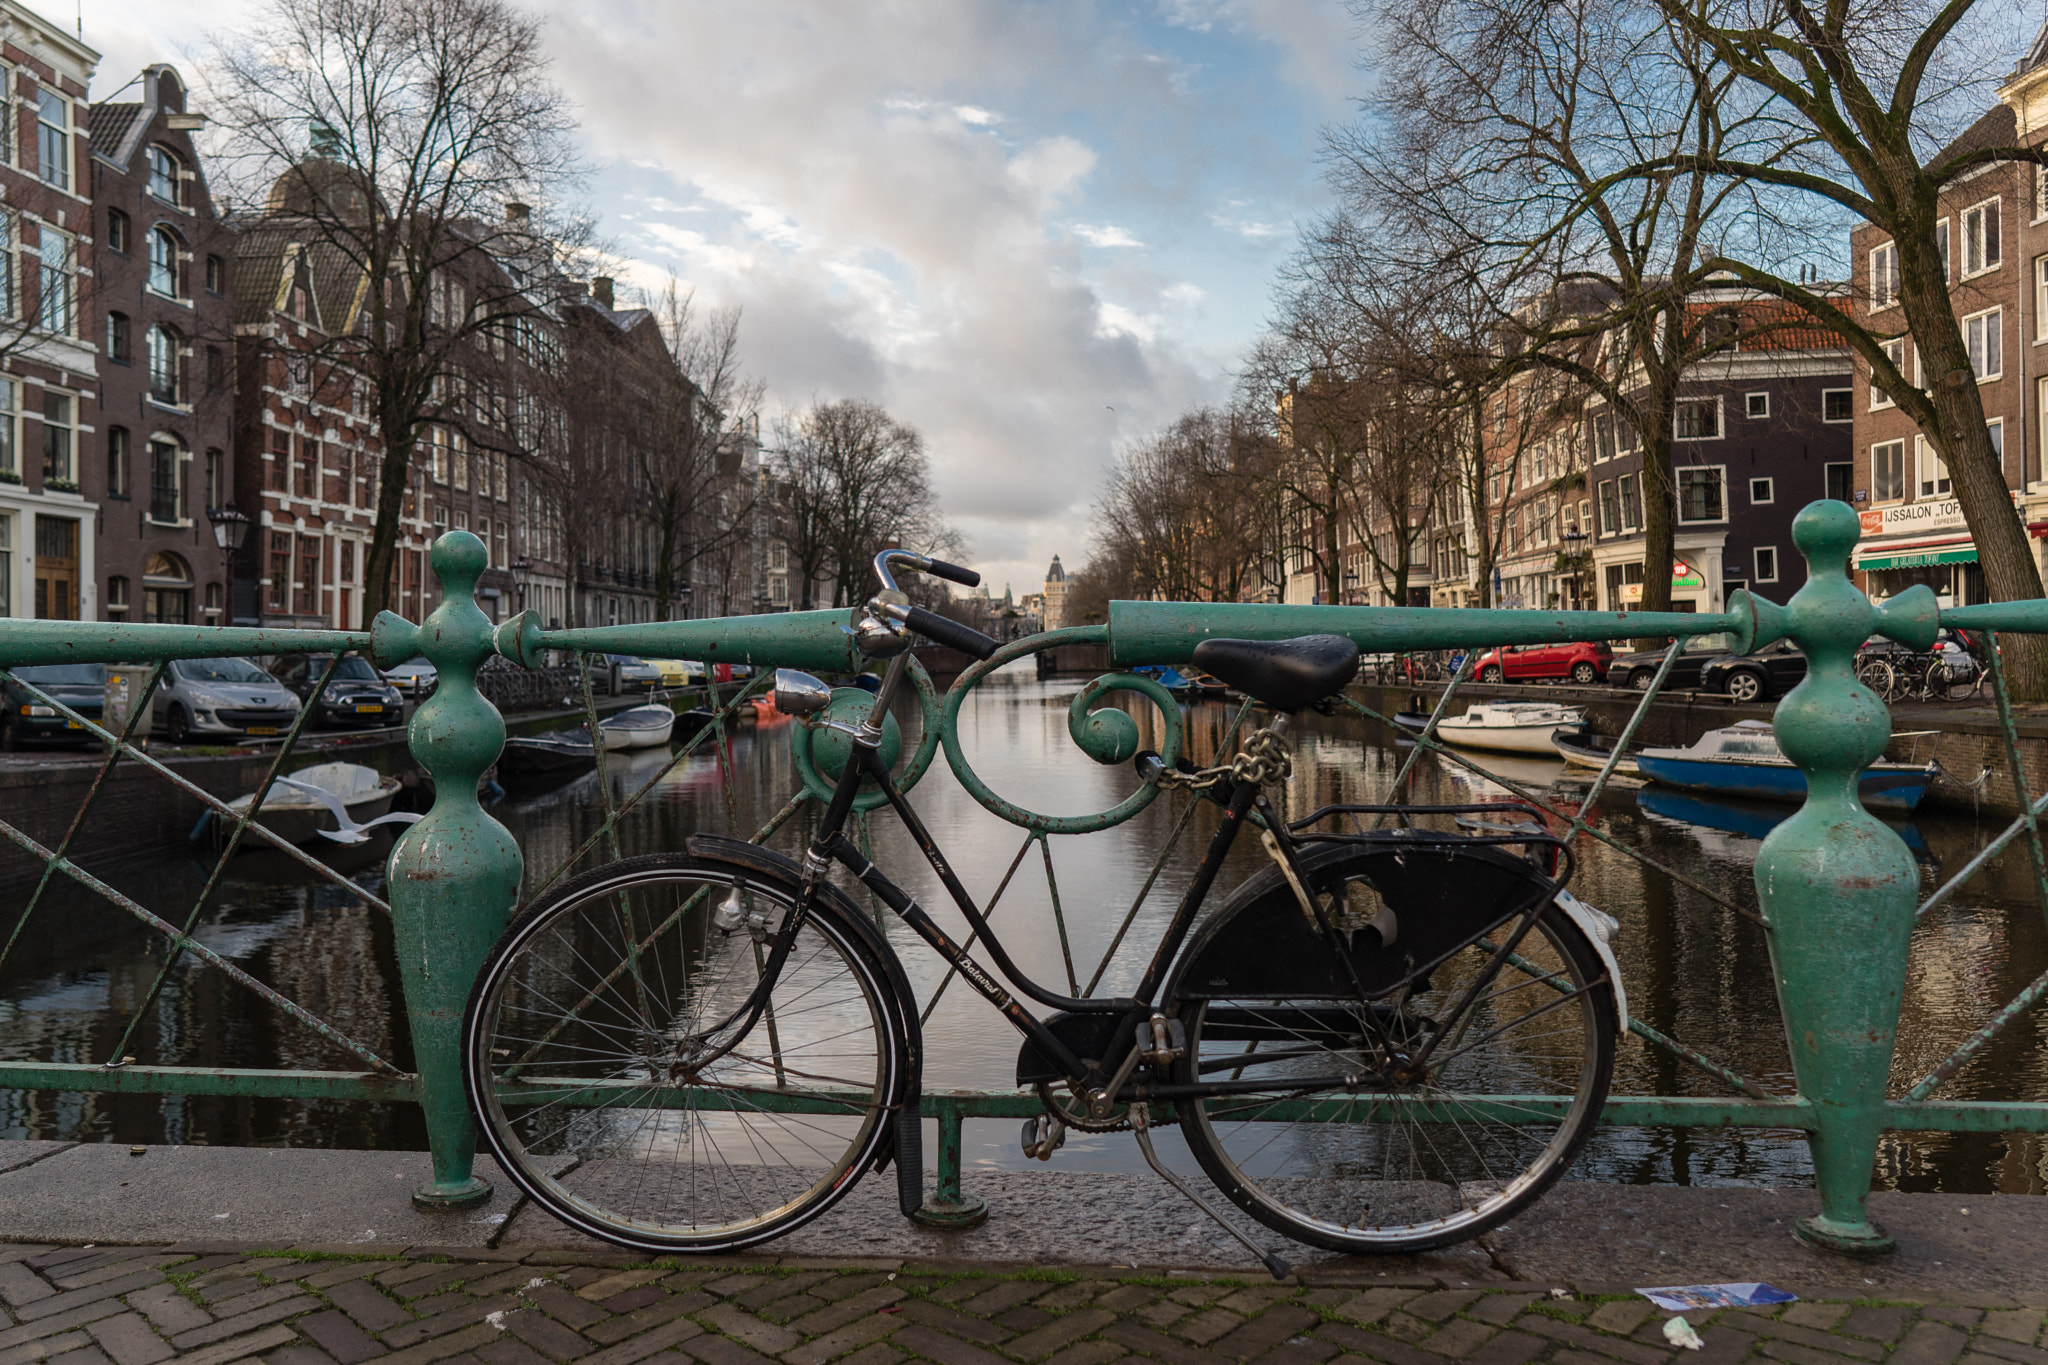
[1164,838,1566,1004]
[683,834,927,1214]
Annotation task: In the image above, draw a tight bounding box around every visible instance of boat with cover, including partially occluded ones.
[597,704,676,750]
[1393,701,1587,755]
[500,728,597,779]
[1633,719,1937,811]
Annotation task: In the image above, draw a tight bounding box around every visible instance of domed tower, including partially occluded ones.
[1043,555,1067,630]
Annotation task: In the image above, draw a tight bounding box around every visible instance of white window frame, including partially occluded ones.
[1873,338,1905,409]
[1962,196,2002,278]
[1916,435,1950,499]
[1964,306,2003,381]
[0,379,16,480]
[1822,388,1853,423]
[1989,417,2005,478]
[2036,256,2048,341]
[145,144,182,207]
[2037,164,2048,223]
[147,227,185,301]
[1676,465,1728,524]
[1936,218,1951,282]
[1674,396,1723,442]
[1869,241,1899,309]
[1872,439,1907,503]
[1750,477,1774,504]
[28,222,74,337]
[35,87,68,193]
[1745,391,1770,418]
[1753,546,1780,583]
[1619,474,1641,531]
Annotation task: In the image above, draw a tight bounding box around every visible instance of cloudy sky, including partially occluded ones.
[84,0,1359,600]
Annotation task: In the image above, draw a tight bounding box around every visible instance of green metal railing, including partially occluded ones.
[0,501,2044,1254]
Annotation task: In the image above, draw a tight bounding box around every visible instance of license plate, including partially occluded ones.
[65,721,81,729]
[246,726,279,736]
[354,705,383,714]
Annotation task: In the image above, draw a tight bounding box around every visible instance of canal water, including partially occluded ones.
[0,667,2042,1195]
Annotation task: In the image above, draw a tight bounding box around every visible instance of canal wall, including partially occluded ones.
[1354,679,2048,817]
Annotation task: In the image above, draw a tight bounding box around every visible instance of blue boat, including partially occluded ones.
[1634,720,1936,812]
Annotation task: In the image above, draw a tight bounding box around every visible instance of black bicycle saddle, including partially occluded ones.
[1191,635,1359,713]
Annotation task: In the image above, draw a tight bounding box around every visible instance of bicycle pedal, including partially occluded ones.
[1141,1012,1186,1067]
[1020,1114,1066,1161]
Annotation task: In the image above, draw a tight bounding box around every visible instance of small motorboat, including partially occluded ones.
[500,729,598,779]
[673,707,717,742]
[1394,701,1586,755]
[1634,719,1937,812]
[597,704,676,750]
[1550,726,1644,777]
[207,761,407,848]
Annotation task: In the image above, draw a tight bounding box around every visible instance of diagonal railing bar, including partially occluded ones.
[525,668,773,907]
[1978,631,2048,927]
[101,655,355,1069]
[1372,651,1478,828]
[0,671,395,915]
[1576,640,1687,812]
[920,831,1037,1027]
[1902,959,2048,1102]
[1082,697,1258,997]
[577,657,628,868]
[1041,837,1079,996]
[1918,786,2048,921]
[1625,1015,1777,1100]
[0,662,167,976]
[0,817,403,1075]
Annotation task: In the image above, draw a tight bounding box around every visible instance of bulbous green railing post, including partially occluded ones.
[371,532,521,1208]
[1736,502,1940,1253]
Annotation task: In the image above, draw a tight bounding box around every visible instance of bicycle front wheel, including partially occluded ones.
[1175,900,1615,1253]
[464,852,908,1252]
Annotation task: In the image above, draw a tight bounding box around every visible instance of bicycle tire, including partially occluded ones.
[1922,659,1952,701]
[1170,851,1616,1254]
[1856,657,1897,702]
[463,850,910,1253]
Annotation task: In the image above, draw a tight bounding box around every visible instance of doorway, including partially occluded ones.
[33,515,77,620]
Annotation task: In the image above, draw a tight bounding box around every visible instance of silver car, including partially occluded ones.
[154,657,303,742]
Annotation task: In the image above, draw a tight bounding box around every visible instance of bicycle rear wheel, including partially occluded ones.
[1174,896,1615,1254]
[1856,657,1897,702]
[463,852,908,1252]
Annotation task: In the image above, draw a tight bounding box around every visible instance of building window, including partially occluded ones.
[205,255,223,294]
[35,88,69,191]
[1677,467,1726,523]
[1826,462,1853,502]
[106,208,128,253]
[204,581,222,620]
[1618,473,1641,530]
[1745,392,1769,418]
[494,520,508,570]
[205,346,224,390]
[40,391,74,487]
[147,326,182,405]
[295,436,317,498]
[1592,414,1615,463]
[296,535,320,616]
[1916,436,1950,499]
[2037,256,2048,340]
[1754,546,1779,583]
[1822,389,1852,422]
[0,381,15,481]
[145,144,182,206]
[106,427,128,498]
[31,226,74,335]
[204,449,222,509]
[267,428,288,491]
[106,311,130,363]
[1873,338,1905,409]
[143,552,190,624]
[267,531,290,612]
[1873,440,1906,502]
[430,427,450,483]
[478,515,492,565]
[148,228,183,298]
[1989,417,2005,477]
[1962,198,2001,276]
[1674,398,1721,440]
[1869,241,1899,308]
[1936,218,1950,281]
[148,437,183,523]
[1750,477,1774,504]
[1964,307,2002,380]
[106,575,129,617]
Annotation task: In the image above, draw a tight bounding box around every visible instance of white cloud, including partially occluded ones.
[1073,224,1146,248]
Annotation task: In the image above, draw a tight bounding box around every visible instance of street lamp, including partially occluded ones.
[207,505,251,624]
[512,557,530,611]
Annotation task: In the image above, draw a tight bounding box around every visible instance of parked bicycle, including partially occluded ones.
[460,549,1623,1272]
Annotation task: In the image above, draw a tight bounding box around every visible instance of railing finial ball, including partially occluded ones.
[1791,499,1862,576]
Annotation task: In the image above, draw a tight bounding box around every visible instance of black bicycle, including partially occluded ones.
[461,549,1621,1268]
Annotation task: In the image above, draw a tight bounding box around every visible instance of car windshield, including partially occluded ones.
[13,663,105,685]
[1687,632,1737,652]
[303,656,382,681]
[390,656,434,673]
[180,657,271,684]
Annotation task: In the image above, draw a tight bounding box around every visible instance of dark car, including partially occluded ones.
[269,653,406,729]
[0,662,105,748]
[1604,632,1741,691]
[1700,641,1807,703]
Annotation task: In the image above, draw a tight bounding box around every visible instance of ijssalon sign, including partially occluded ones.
[1857,492,2022,539]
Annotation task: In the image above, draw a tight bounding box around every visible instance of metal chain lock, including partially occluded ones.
[1153,725,1293,791]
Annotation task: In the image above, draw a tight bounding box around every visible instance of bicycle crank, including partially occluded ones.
[1020,1113,1067,1161]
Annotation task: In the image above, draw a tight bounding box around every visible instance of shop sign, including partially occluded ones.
[1620,562,1702,601]
[1857,493,2020,539]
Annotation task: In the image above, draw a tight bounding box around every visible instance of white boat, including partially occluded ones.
[597,704,676,750]
[1394,701,1586,755]
[1550,727,1644,776]
[213,761,403,848]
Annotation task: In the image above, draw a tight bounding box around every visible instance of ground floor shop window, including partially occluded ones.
[143,552,190,623]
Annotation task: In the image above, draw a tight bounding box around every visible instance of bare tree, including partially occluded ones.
[1090,409,1280,603]
[209,0,588,616]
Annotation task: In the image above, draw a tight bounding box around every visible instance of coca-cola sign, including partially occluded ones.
[1857,493,2017,538]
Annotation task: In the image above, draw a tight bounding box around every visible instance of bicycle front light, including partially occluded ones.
[773,669,834,716]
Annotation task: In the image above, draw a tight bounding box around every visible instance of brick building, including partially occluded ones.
[87,64,235,624]
[0,1,98,620]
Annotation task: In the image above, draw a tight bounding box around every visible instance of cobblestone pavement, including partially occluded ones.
[0,1242,2040,1365]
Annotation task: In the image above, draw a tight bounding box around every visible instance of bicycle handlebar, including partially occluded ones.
[899,605,1001,661]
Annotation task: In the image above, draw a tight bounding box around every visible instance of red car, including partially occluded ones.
[1475,640,1613,685]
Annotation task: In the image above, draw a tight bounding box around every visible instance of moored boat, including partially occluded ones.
[1549,726,1644,777]
[597,704,675,750]
[211,762,400,848]
[1633,719,1936,812]
[500,729,597,779]
[1393,701,1587,755]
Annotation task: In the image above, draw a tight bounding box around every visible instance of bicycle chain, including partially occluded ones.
[1033,1081,1178,1133]
[1152,726,1293,792]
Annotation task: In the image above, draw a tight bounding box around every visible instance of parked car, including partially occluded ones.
[1700,641,1808,703]
[268,653,407,728]
[601,655,662,695]
[648,659,707,688]
[154,657,302,743]
[1605,633,1741,691]
[382,656,439,699]
[1474,640,1614,685]
[0,663,105,748]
